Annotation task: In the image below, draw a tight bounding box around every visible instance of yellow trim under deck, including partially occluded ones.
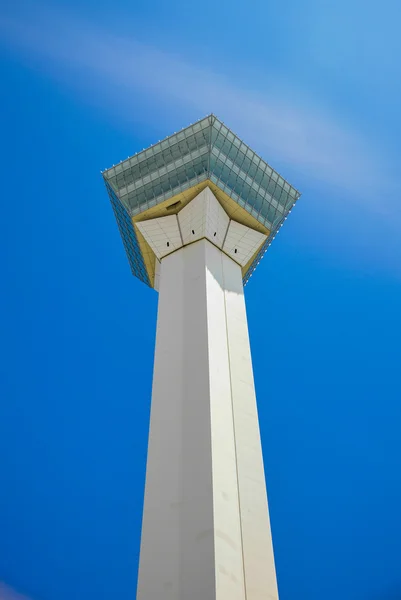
[132,180,270,288]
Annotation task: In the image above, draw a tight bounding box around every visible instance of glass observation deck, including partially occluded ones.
[103,114,301,288]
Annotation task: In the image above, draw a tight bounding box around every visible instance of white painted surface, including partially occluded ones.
[223,220,267,267]
[137,238,278,600]
[223,255,279,600]
[136,187,266,269]
[136,215,182,259]
[177,186,230,248]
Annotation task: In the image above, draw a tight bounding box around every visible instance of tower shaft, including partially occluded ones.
[103,115,301,600]
[137,238,278,600]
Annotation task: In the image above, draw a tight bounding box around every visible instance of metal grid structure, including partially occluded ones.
[105,181,150,285]
[103,115,301,288]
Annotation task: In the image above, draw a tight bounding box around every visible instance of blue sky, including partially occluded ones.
[0,1,400,599]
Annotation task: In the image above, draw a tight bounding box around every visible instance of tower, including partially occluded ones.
[102,115,301,600]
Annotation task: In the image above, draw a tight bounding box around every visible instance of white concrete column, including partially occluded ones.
[136,238,278,600]
[223,255,279,600]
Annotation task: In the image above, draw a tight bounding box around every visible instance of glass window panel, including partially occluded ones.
[260,172,271,190]
[236,149,246,169]
[221,139,232,156]
[253,166,264,186]
[266,179,277,196]
[241,155,252,174]
[221,163,232,183]
[213,133,224,152]
[227,143,240,164]
[279,190,290,208]
[233,177,245,197]
[248,162,258,179]
[246,188,258,210]
[251,191,264,214]
[169,174,179,188]
[240,179,252,201]
[267,204,278,224]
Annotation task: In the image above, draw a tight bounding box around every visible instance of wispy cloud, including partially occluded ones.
[0,6,399,213]
[0,583,32,600]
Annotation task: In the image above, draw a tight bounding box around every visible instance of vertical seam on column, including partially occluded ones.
[176,214,184,245]
[222,218,231,249]
[204,240,218,599]
[221,251,248,600]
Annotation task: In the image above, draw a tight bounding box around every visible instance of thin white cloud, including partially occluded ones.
[0,583,32,600]
[0,6,399,213]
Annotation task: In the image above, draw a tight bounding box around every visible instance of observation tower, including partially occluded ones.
[102,115,301,600]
